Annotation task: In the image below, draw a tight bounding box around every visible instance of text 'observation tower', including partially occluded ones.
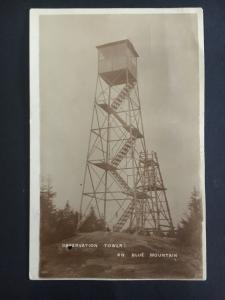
[79,39,174,234]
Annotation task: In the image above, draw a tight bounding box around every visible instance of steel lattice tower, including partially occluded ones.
[79,40,174,234]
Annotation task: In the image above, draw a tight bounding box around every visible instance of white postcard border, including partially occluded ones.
[29,7,206,280]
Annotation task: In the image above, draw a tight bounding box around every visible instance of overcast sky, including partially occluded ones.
[39,13,202,225]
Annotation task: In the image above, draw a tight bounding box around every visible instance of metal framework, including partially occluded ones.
[79,40,174,234]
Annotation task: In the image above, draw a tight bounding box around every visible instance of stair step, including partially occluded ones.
[110,83,135,111]
[98,103,143,138]
[110,170,148,200]
[113,202,133,231]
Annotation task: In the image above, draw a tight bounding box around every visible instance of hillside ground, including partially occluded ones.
[40,231,202,279]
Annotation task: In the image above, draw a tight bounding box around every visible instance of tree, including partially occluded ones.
[79,207,105,232]
[40,178,81,244]
[177,188,202,248]
[55,201,79,240]
[40,179,57,245]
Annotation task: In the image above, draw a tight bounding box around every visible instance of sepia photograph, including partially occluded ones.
[30,8,205,280]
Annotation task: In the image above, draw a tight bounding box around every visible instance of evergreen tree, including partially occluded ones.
[40,179,57,245]
[79,207,105,232]
[40,178,80,244]
[55,201,77,240]
[177,188,202,248]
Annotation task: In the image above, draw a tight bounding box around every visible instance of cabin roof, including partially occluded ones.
[96,39,139,57]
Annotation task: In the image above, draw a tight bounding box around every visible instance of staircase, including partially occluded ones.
[111,82,135,111]
[111,136,136,167]
[110,169,147,199]
[96,82,147,231]
[98,103,143,138]
[110,169,133,195]
[113,202,133,232]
